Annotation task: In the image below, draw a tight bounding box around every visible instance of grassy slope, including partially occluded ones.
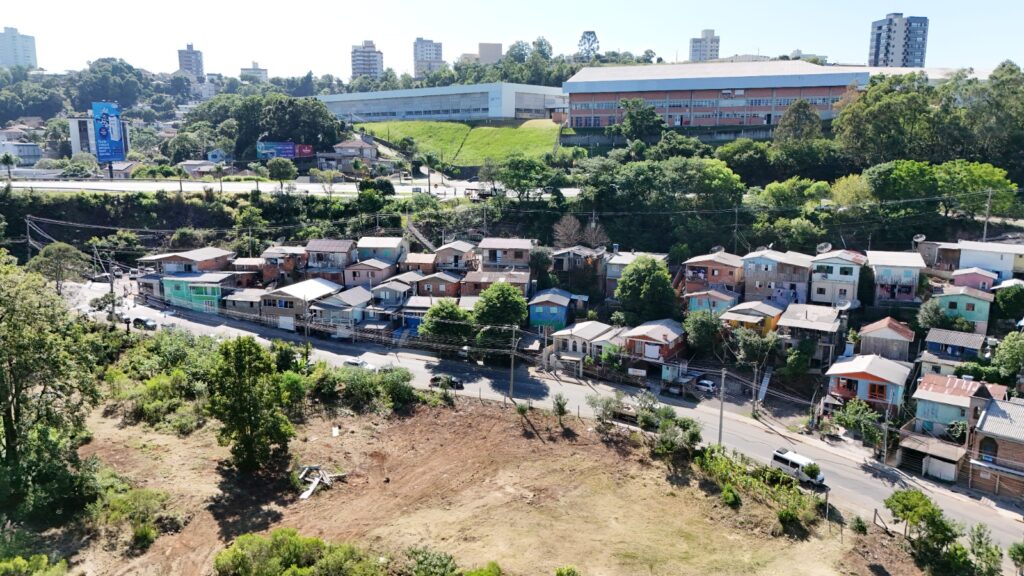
[356,119,559,166]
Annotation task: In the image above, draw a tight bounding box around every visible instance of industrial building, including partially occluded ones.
[317,83,566,123]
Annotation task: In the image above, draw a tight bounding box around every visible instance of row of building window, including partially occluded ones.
[262,299,295,309]
[354,107,488,118]
[570,96,840,111]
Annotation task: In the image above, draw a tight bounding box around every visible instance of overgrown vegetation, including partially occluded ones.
[85,468,181,552]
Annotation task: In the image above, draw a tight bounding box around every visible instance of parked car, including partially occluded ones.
[112,267,124,278]
[132,317,157,330]
[127,268,142,280]
[90,272,113,283]
[770,448,825,485]
[114,309,131,322]
[343,358,377,372]
[695,379,718,394]
[429,375,464,390]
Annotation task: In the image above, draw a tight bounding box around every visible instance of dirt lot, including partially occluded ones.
[69,398,860,576]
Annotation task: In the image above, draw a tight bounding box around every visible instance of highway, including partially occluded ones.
[69,279,1024,556]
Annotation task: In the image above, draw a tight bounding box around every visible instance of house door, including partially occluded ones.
[452,254,460,268]
[278,315,295,331]
[644,344,660,359]
[204,300,215,314]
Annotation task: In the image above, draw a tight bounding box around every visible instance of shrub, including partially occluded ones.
[777,507,799,527]
[850,515,868,535]
[516,403,529,418]
[132,523,158,550]
[464,562,503,576]
[802,463,821,481]
[555,567,581,576]
[0,555,68,575]
[404,546,459,576]
[720,483,741,508]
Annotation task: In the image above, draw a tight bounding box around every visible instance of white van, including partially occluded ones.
[770,448,825,485]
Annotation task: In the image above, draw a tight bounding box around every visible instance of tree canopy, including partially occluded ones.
[614,255,677,324]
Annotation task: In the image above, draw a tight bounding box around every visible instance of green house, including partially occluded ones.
[933,286,994,335]
[161,272,239,313]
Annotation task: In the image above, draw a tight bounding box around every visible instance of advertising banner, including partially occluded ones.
[256,141,295,159]
[295,144,314,157]
[91,102,126,163]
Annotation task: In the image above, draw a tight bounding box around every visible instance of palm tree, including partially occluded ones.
[212,163,226,193]
[417,152,439,191]
[0,152,19,180]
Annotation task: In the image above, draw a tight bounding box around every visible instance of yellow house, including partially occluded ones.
[719,300,784,336]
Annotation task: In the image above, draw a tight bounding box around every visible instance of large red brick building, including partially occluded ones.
[562,60,870,130]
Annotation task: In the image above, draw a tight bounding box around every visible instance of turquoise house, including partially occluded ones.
[161,272,238,313]
[932,286,994,335]
[529,288,573,331]
[685,289,738,313]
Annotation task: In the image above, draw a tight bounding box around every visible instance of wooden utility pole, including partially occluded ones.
[982,188,994,241]
[717,366,727,445]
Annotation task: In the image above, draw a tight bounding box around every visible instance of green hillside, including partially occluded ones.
[356,119,559,166]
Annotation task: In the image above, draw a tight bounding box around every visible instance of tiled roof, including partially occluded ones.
[914,373,1007,408]
[859,317,915,341]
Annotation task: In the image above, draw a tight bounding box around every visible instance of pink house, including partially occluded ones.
[952,267,998,292]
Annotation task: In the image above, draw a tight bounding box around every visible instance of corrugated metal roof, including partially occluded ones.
[477,237,533,250]
[623,319,684,344]
[305,239,355,252]
[685,251,743,268]
[924,328,986,349]
[952,267,998,279]
[938,285,994,303]
[977,400,1024,442]
[552,320,615,341]
[825,354,911,385]
[607,251,668,266]
[435,240,476,253]
[958,240,1024,256]
[357,236,405,248]
[267,278,342,301]
[139,246,234,262]
[811,249,867,265]
[866,250,926,268]
[742,249,812,268]
[778,304,840,332]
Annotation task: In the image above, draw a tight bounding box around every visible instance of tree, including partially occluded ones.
[529,247,555,289]
[310,168,341,199]
[553,393,569,427]
[418,299,476,350]
[207,337,294,471]
[577,31,600,61]
[1009,541,1024,575]
[606,98,665,142]
[0,256,98,517]
[614,255,676,324]
[773,99,822,144]
[212,163,226,193]
[934,160,1017,219]
[780,340,815,382]
[0,152,18,179]
[497,154,548,201]
[714,138,774,187]
[473,282,528,328]
[683,311,719,353]
[916,298,952,333]
[580,219,610,248]
[833,398,881,445]
[994,332,1024,381]
[996,284,1024,320]
[968,524,1003,576]
[552,214,583,248]
[25,242,92,295]
[266,157,297,190]
[646,131,711,160]
[653,417,702,460]
[733,327,778,368]
[885,489,939,536]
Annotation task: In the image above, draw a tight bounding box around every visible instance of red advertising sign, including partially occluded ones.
[295,144,314,157]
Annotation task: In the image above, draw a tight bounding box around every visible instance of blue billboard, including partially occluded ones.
[256,141,296,159]
[91,102,126,163]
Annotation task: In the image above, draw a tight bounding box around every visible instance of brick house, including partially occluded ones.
[623,319,685,362]
[683,251,744,295]
[260,278,342,331]
[477,238,533,270]
[399,252,437,274]
[343,259,396,288]
[606,250,669,297]
[966,399,1024,499]
[137,247,235,299]
[418,271,461,298]
[305,239,357,284]
[461,270,530,296]
[434,240,477,273]
[357,237,408,264]
[261,245,308,283]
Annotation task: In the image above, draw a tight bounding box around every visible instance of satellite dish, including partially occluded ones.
[816,242,833,254]
[755,246,768,252]
[835,299,852,311]
[913,234,927,243]
[710,245,725,254]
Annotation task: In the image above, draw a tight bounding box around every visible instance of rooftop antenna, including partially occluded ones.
[816,242,833,255]
[710,245,725,254]
[912,233,927,251]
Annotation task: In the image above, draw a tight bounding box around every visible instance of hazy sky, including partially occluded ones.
[5,0,1019,79]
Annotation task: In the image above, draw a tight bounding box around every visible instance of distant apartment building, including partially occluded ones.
[177,43,204,78]
[0,27,36,69]
[352,40,384,79]
[413,37,444,78]
[478,43,503,65]
[240,61,268,82]
[689,29,720,62]
[868,13,928,67]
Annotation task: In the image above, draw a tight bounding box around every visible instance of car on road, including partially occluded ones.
[429,375,464,390]
[90,272,114,283]
[771,448,825,486]
[343,358,377,371]
[114,309,131,322]
[132,317,157,330]
[112,267,124,278]
[127,268,142,280]
[695,379,717,394]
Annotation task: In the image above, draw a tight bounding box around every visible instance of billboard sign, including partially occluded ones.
[91,102,126,163]
[256,141,295,159]
[295,144,314,157]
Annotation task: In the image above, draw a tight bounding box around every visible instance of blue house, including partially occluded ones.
[529,288,573,331]
[922,328,988,376]
[685,289,738,313]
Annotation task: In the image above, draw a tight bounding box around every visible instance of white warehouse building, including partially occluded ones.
[317,83,567,123]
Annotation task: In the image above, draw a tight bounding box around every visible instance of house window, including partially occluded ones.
[839,378,856,393]
[838,288,848,297]
[755,281,764,288]
[816,287,826,295]
[353,271,361,278]
[761,264,771,272]
[868,383,886,401]
[711,269,720,277]
[438,283,446,293]
[959,408,967,418]
[839,266,853,276]
[948,302,958,310]
[931,365,940,373]
[980,437,998,462]
[966,303,976,312]
[815,265,834,275]
[514,250,524,259]
[425,284,432,293]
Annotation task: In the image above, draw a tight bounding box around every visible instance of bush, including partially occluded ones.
[464,562,503,576]
[86,471,174,552]
[404,546,459,576]
[554,567,581,576]
[720,483,741,508]
[0,555,68,575]
[132,523,158,550]
[777,507,799,527]
[850,515,868,535]
[802,463,820,481]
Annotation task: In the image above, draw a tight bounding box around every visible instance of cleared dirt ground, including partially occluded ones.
[70,398,859,576]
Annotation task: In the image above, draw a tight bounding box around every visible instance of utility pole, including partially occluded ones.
[733,205,739,254]
[882,406,890,465]
[508,325,519,406]
[717,366,726,445]
[752,364,759,417]
[982,188,993,242]
[24,219,31,260]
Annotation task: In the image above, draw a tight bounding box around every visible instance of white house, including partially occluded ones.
[957,241,1024,281]
[810,250,866,308]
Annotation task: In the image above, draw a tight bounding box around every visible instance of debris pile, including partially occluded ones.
[296,465,346,500]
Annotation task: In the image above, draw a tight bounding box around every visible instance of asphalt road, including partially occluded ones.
[71,280,1024,558]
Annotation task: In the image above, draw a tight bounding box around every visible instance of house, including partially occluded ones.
[434,240,478,273]
[866,251,926,303]
[966,399,1024,499]
[686,289,739,314]
[858,317,915,362]
[223,288,267,319]
[742,249,812,307]
[898,374,1006,482]
[552,245,607,291]
[683,251,744,295]
[231,257,267,283]
[357,237,408,264]
[207,148,233,163]
[137,247,235,299]
[344,258,396,288]
[551,321,627,375]
[932,286,994,335]
[418,271,461,297]
[825,354,912,415]
[399,252,437,274]
[261,278,342,331]
[623,319,686,362]
[317,137,378,172]
[720,300,784,336]
[391,271,426,295]
[400,296,443,334]
[309,286,372,338]
[161,272,246,313]
[260,246,308,283]
[529,288,574,331]
[460,270,530,296]
[917,241,961,273]
[605,250,669,297]
[177,159,216,177]
[957,240,1024,281]
[810,250,866,308]
[921,328,988,376]
[777,304,843,371]
[305,239,356,284]
[370,280,412,309]
[458,296,480,313]
[110,161,139,179]
[477,238,533,271]
[952,267,998,292]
